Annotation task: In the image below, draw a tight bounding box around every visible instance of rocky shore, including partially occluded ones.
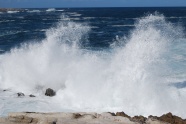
[0,112,185,124]
[1,89,186,123]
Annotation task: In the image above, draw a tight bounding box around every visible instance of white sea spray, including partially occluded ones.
[0,14,186,118]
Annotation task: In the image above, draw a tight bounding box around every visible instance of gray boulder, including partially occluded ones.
[17,92,25,97]
[45,88,56,97]
[29,94,36,97]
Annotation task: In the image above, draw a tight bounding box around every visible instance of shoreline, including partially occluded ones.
[0,111,185,124]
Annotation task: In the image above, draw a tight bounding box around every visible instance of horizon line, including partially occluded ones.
[1,6,186,9]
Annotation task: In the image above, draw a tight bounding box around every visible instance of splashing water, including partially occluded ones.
[0,13,186,118]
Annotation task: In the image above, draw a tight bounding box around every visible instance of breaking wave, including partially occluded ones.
[46,8,56,12]
[7,11,19,14]
[0,13,186,118]
[28,10,41,13]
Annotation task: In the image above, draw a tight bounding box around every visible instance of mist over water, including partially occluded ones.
[1,13,186,118]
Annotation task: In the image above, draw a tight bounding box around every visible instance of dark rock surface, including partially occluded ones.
[73,113,82,119]
[115,111,186,124]
[45,88,56,96]
[116,111,131,118]
[159,112,186,124]
[130,115,147,124]
[17,92,25,97]
[108,112,116,116]
[29,94,36,97]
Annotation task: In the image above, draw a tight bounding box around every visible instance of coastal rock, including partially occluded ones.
[45,88,56,96]
[73,113,82,119]
[130,115,147,123]
[78,114,97,120]
[3,89,10,92]
[17,92,25,97]
[0,112,185,124]
[158,112,186,124]
[100,112,115,118]
[99,112,135,124]
[29,94,36,97]
[8,115,33,123]
[0,112,136,124]
[148,115,159,120]
[116,111,131,118]
[146,118,169,124]
[108,112,116,116]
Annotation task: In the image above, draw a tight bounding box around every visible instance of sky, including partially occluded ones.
[0,0,186,8]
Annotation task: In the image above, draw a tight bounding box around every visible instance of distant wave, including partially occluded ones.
[7,11,19,14]
[71,14,82,17]
[0,31,24,37]
[83,17,96,20]
[46,8,56,12]
[69,18,81,20]
[56,10,64,12]
[91,26,99,29]
[0,20,15,23]
[60,17,81,21]
[0,49,4,52]
[167,16,186,19]
[111,25,134,27]
[28,10,41,13]
[66,12,82,17]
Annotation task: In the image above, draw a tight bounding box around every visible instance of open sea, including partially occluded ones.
[0,7,186,118]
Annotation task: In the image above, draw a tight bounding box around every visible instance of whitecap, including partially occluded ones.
[83,17,96,20]
[28,10,41,13]
[57,10,64,12]
[7,11,19,14]
[111,25,134,27]
[46,8,56,12]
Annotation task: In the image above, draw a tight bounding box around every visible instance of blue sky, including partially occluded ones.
[0,0,186,8]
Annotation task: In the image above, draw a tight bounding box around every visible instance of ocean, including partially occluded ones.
[0,7,186,118]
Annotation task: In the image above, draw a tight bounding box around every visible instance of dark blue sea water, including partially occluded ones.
[0,7,186,117]
[1,7,186,51]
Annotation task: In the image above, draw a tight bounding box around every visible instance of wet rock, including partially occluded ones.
[3,89,10,92]
[45,88,56,97]
[25,112,36,114]
[158,112,186,124]
[17,92,25,97]
[146,118,168,124]
[78,114,96,120]
[116,111,130,118]
[49,122,56,124]
[29,94,36,97]
[148,115,159,121]
[73,113,82,119]
[8,115,33,123]
[108,112,115,116]
[130,115,147,124]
